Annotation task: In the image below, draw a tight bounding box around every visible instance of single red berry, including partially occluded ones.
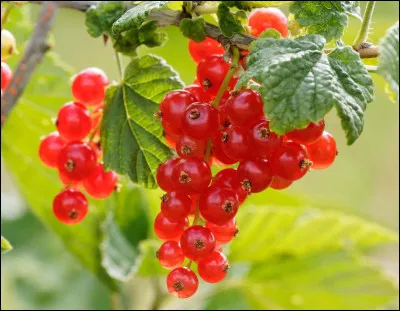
[83,163,117,199]
[38,132,66,169]
[184,84,213,103]
[53,188,88,225]
[206,218,237,245]
[57,141,97,181]
[172,158,212,194]
[237,159,273,193]
[159,90,197,136]
[248,119,282,159]
[226,89,264,127]
[220,126,250,162]
[156,158,180,192]
[71,67,108,106]
[211,132,237,166]
[218,96,231,128]
[270,142,311,181]
[248,8,288,37]
[161,191,192,222]
[182,103,219,140]
[285,120,325,145]
[164,129,179,150]
[167,267,198,299]
[212,168,247,204]
[1,62,12,91]
[270,175,293,190]
[157,240,185,270]
[305,131,337,170]
[176,135,206,159]
[198,251,229,283]
[56,102,92,141]
[180,225,216,261]
[154,212,189,241]
[59,170,82,189]
[189,38,224,63]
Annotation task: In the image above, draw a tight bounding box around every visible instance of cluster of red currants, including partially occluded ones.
[38,67,118,225]
[154,8,337,299]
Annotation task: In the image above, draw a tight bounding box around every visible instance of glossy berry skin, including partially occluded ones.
[221,126,250,162]
[271,142,311,181]
[172,158,212,194]
[164,131,178,149]
[161,191,192,222]
[218,96,231,128]
[176,135,206,159]
[270,175,293,190]
[198,251,229,283]
[167,267,198,299]
[157,240,185,270]
[184,84,213,103]
[180,225,216,261]
[154,212,189,241]
[226,89,264,127]
[285,120,325,145]
[305,131,337,170]
[248,8,288,37]
[182,103,219,140]
[71,67,108,106]
[57,141,97,181]
[206,218,237,245]
[237,159,273,193]
[56,102,92,141]
[212,168,247,204]
[199,186,239,225]
[59,170,82,189]
[1,62,12,91]
[211,132,237,166]
[188,38,224,63]
[83,163,117,199]
[156,158,180,192]
[160,90,197,136]
[38,132,66,169]
[53,189,88,225]
[248,120,282,160]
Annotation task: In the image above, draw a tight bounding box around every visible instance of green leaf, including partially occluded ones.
[238,35,374,144]
[101,55,183,188]
[217,3,244,38]
[179,17,207,43]
[259,28,282,39]
[112,1,168,35]
[289,1,361,42]
[378,21,399,103]
[1,236,13,254]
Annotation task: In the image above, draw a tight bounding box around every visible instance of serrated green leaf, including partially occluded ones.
[139,21,168,48]
[238,35,374,144]
[217,3,244,38]
[179,17,207,43]
[112,1,168,35]
[378,21,399,103]
[101,55,183,188]
[1,236,13,254]
[289,1,361,42]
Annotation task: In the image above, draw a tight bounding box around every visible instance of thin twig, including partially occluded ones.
[1,2,58,128]
[353,1,376,50]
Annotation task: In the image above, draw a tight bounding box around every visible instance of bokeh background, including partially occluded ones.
[1,1,399,310]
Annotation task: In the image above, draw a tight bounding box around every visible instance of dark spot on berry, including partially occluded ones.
[241,179,252,193]
[194,239,204,249]
[161,194,169,203]
[189,109,200,119]
[336,150,339,156]
[179,171,191,184]
[221,132,229,143]
[203,78,212,90]
[300,158,312,170]
[222,263,230,273]
[259,127,270,139]
[223,200,234,213]
[234,228,239,237]
[173,281,184,292]
[154,110,163,119]
[182,145,192,155]
[68,209,79,220]
[156,251,159,259]
[65,159,75,172]
[223,120,231,127]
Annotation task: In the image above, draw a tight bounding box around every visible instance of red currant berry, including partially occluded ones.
[182,103,219,140]
[206,218,238,245]
[218,96,231,128]
[305,131,337,170]
[198,251,229,283]
[59,170,82,189]
[248,119,282,159]
[220,126,250,162]
[270,175,293,190]
[53,188,88,225]
[57,141,97,181]
[184,84,213,103]
[38,132,66,169]
[176,135,206,159]
[211,132,237,166]
[156,158,180,192]
[167,267,198,299]
[157,240,185,270]
[180,225,216,261]
[172,158,212,194]
[154,212,189,241]
[161,191,192,222]
[188,38,224,63]
[226,89,264,127]
[212,168,247,204]
[285,120,325,145]
[237,159,273,193]
[248,8,288,37]
[71,67,108,107]
[56,102,92,141]
[271,142,311,181]
[160,90,197,136]
[83,163,117,199]
[163,129,179,150]
[1,62,12,91]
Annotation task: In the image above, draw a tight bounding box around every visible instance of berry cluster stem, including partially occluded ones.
[353,1,376,50]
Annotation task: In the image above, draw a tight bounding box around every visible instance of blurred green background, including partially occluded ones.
[1,1,399,310]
